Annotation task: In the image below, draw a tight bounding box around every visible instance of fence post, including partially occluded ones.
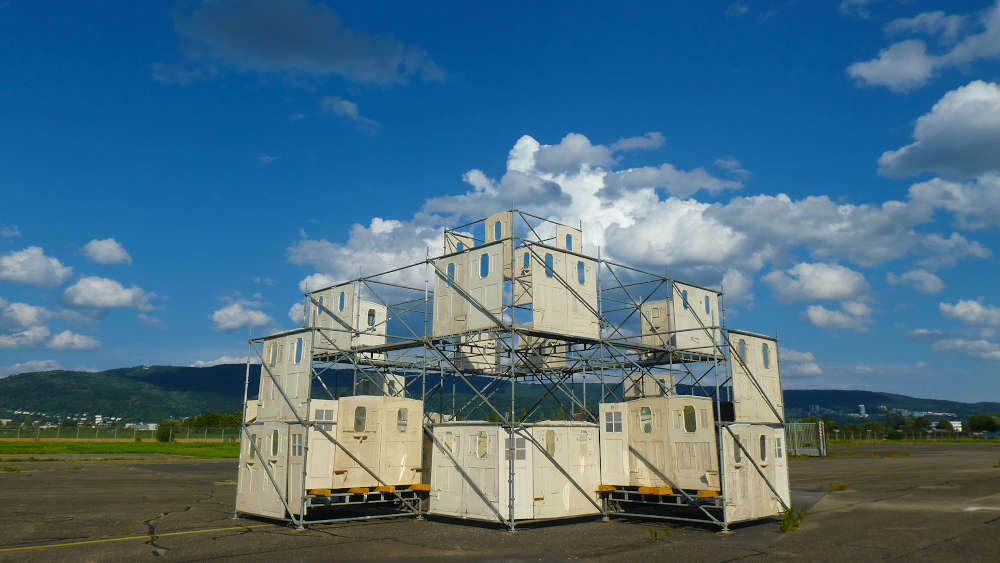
[221,428,225,442]
[205,427,208,440]
[114,428,117,440]
[76,426,80,439]
[57,426,60,439]
[187,427,191,439]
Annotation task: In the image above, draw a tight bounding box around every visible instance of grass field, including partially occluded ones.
[0,440,239,458]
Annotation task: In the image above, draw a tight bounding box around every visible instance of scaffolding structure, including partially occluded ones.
[235,209,791,532]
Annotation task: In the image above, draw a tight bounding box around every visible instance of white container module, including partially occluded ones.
[599,396,720,492]
[428,421,601,522]
[331,395,424,490]
[719,423,790,523]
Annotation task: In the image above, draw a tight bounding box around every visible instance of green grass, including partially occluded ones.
[828,438,999,445]
[779,507,804,532]
[0,441,239,458]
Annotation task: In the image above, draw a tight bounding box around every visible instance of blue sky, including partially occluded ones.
[2,0,1000,401]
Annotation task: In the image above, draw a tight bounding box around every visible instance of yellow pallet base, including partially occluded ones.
[638,486,674,495]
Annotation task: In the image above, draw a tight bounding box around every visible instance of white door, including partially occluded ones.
[500,428,533,520]
[771,427,791,511]
[258,424,289,518]
[430,428,464,516]
[599,405,628,487]
[461,428,499,520]
[466,247,503,331]
[337,400,380,487]
[722,427,752,523]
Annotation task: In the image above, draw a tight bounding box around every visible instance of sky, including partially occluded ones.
[2,0,1000,402]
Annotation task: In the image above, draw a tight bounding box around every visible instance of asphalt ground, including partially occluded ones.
[0,442,998,562]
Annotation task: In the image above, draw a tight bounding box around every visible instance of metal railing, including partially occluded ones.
[0,426,240,441]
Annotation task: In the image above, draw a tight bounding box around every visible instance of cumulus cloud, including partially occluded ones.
[0,359,63,378]
[0,247,72,288]
[762,262,869,303]
[931,338,1000,360]
[780,348,823,375]
[288,302,306,325]
[169,0,444,85]
[802,303,872,331]
[909,174,1000,232]
[321,96,379,135]
[849,3,1000,92]
[1,301,52,330]
[939,299,1000,326]
[49,330,100,350]
[908,328,944,337]
[64,276,157,311]
[191,355,258,367]
[879,81,1000,178]
[299,273,337,293]
[83,238,132,264]
[609,132,665,152]
[885,11,968,44]
[211,303,273,330]
[722,269,753,304]
[886,269,945,294]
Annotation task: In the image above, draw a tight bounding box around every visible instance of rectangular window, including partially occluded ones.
[397,408,408,432]
[294,338,303,364]
[776,437,783,458]
[504,437,526,460]
[271,429,279,457]
[292,434,303,456]
[480,253,490,278]
[640,407,653,434]
[604,411,622,433]
[354,406,366,432]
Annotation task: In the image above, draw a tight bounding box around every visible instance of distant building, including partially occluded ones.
[858,404,866,417]
[948,420,963,432]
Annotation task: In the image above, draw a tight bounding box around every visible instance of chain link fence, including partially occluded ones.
[0,426,240,441]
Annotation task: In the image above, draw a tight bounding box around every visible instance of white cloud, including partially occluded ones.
[603,162,742,199]
[722,269,753,304]
[802,304,872,331]
[849,3,1000,92]
[64,276,156,311]
[49,330,100,350]
[781,348,823,375]
[258,154,277,164]
[211,303,273,330]
[714,157,751,180]
[886,269,945,294]
[0,359,63,378]
[83,238,132,264]
[0,226,19,238]
[880,81,1000,178]
[288,302,306,325]
[609,132,665,152]
[886,11,968,44]
[908,328,944,337]
[909,175,1000,229]
[0,246,72,288]
[931,338,1000,360]
[191,355,258,367]
[762,262,869,303]
[1,301,51,329]
[298,273,337,293]
[840,0,874,19]
[171,0,444,85]
[137,313,162,326]
[321,96,379,134]
[847,39,935,92]
[939,299,1000,326]
[725,2,749,19]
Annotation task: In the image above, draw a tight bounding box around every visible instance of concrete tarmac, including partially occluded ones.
[0,442,998,562]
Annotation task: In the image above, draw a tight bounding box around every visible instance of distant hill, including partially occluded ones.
[1,365,997,422]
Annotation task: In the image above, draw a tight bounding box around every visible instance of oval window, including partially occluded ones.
[640,406,653,434]
[446,262,455,285]
[477,431,488,458]
[683,405,697,432]
[523,252,530,270]
[545,429,556,456]
[339,291,345,312]
[544,253,554,278]
[294,338,303,364]
[762,343,770,368]
[738,339,746,361]
[367,308,376,327]
[271,429,279,457]
[760,435,767,461]
[577,261,585,285]
[565,233,573,250]
[705,295,711,315]
[444,431,454,453]
[396,408,408,432]
[480,253,489,278]
[682,290,689,310]
[734,435,743,463]
[494,220,502,240]
[354,406,366,432]
[456,242,464,252]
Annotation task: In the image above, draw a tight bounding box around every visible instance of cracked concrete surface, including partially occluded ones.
[0,442,998,561]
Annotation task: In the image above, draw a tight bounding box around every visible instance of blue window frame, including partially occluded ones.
[447,262,455,285]
[480,253,489,278]
[577,261,585,284]
[738,339,746,361]
[544,253,554,278]
[338,291,345,312]
[565,234,573,250]
[705,295,711,315]
[494,220,502,240]
[456,242,464,252]
[295,338,303,364]
[762,343,770,368]
[682,290,689,310]
[523,252,530,269]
